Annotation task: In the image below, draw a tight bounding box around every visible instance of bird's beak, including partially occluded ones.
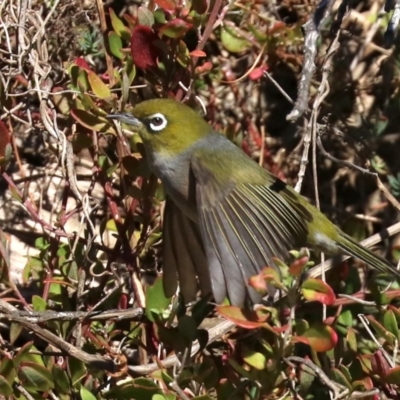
[106,113,142,128]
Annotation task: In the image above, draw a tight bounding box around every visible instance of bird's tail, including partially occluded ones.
[337,232,400,278]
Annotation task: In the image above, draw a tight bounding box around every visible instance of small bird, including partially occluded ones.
[108,99,400,307]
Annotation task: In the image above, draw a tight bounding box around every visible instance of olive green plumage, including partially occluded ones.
[108,99,400,306]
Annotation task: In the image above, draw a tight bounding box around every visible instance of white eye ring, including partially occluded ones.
[148,113,167,132]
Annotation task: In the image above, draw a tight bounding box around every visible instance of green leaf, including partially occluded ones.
[346,328,357,353]
[227,358,253,380]
[382,309,399,338]
[221,25,251,53]
[52,365,71,394]
[0,356,16,384]
[52,87,74,115]
[248,23,268,42]
[71,109,114,133]
[137,6,155,27]
[109,8,131,41]
[32,295,47,311]
[13,342,34,367]
[10,323,23,345]
[79,91,105,114]
[337,309,353,328]
[145,276,170,322]
[366,315,396,345]
[106,377,166,399]
[0,375,12,396]
[242,348,266,370]
[153,9,166,24]
[152,394,175,400]
[331,368,352,390]
[69,357,86,385]
[18,362,54,392]
[301,278,336,305]
[176,40,189,67]
[338,365,352,384]
[81,386,98,400]
[69,64,90,92]
[124,57,137,86]
[35,237,49,251]
[298,359,315,394]
[388,305,400,324]
[108,31,124,59]
[49,278,64,297]
[87,71,111,99]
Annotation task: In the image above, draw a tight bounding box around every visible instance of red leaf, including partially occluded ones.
[249,65,268,81]
[130,25,160,69]
[216,305,270,330]
[293,323,338,352]
[301,278,336,305]
[0,120,11,172]
[154,0,176,10]
[190,49,206,57]
[195,61,213,74]
[248,273,267,294]
[268,21,287,35]
[191,0,208,14]
[352,377,374,391]
[260,266,282,283]
[159,18,193,39]
[74,57,91,71]
[385,366,400,384]
[371,350,390,378]
[288,255,309,277]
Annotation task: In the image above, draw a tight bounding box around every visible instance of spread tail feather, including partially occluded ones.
[337,232,400,278]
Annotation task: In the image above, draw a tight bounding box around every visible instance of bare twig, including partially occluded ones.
[294,26,342,193]
[263,70,294,105]
[128,319,234,375]
[287,0,338,122]
[358,314,395,368]
[0,299,118,372]
[285,356,344,399]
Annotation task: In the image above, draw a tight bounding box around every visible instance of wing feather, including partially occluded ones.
[162,199,211,302]
[192,151,310,305]
[196,201,228,303]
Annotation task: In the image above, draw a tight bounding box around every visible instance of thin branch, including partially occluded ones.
[287,0,338,122]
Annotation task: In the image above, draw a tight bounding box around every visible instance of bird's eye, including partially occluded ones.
[148,113,167,132]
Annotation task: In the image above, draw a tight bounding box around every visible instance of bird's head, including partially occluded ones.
[107,98,212,157]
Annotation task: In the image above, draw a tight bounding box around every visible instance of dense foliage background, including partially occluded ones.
[0,0,400,398]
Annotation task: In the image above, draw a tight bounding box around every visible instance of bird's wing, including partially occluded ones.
[162,198,212,303]
[191,148,313,306]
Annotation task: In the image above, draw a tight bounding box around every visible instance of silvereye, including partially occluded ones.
[108,98,400,306]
